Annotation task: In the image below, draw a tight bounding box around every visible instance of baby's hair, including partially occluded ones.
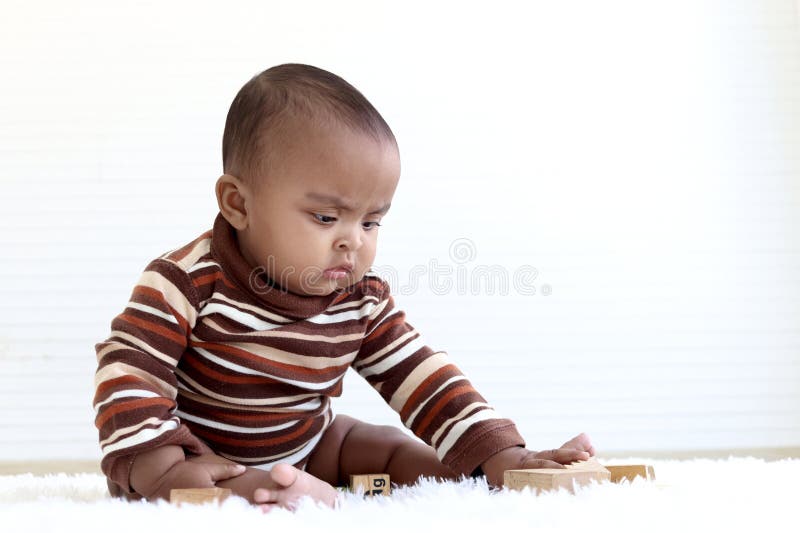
[222,63,397,185]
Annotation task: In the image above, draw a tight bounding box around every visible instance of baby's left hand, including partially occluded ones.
[480,432,596,487]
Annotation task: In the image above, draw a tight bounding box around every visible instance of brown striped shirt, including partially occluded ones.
[94,213,524,493]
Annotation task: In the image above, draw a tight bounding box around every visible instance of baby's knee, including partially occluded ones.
[377,424,410,444]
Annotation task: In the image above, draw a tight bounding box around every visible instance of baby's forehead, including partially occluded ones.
[302,191,392,214]
[249,112,400,201]
[261,142,398,213]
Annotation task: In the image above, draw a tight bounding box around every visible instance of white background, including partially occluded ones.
[1,0,798,461]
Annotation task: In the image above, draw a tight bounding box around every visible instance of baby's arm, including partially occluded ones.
[129,442,289,504]
[351,282,525,476]
[128,445,247,500]
[94,258,216,495]
[351,279,596,482]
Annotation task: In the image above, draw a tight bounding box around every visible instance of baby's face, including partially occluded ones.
[237,124,400,296]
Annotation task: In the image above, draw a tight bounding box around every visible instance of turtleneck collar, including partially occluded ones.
[209,212,341,320]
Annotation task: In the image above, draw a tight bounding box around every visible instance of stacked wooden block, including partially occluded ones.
[169,461,654,505]
[505,458,655,494]
[606,464,656,484]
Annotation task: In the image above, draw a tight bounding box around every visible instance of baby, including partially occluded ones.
[93,63,595,511]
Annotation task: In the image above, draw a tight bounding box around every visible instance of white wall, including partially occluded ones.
[1,0,798,461]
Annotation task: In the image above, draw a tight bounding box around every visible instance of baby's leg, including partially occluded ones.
[248,464,339,511]
[305,414,460,487]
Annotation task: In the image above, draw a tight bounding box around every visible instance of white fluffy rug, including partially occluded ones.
[2,457,797,533]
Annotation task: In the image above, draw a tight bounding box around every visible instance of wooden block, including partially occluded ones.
[605,464,656,483]
[505,468,609,494]
[349,474,391,496]
[505,458,610,494]
[170,488,232,506]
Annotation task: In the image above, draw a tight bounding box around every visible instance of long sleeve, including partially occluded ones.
[93,258,206,493]
[351,281,525,475]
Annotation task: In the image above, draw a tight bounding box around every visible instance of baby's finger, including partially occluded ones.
[206,462,247,482]
[534,448,590,465]
[560,433,596,456]
[518,458,566,470]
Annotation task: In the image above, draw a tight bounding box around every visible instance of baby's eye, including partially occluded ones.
[362,221,382,230]
[313,213,337,224]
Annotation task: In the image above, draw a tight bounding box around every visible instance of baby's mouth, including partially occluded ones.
[322,262,354,280]
[322,268,350,280]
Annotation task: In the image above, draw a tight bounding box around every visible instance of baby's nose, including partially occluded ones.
[335,229,363,250]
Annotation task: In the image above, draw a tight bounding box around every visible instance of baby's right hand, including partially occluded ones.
[139,452,246,501]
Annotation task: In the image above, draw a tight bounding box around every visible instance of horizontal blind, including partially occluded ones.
[1,0,797,460]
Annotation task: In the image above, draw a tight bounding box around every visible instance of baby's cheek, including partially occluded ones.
[359,251,377,273]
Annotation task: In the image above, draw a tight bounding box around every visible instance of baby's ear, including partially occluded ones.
[215,174,249,230]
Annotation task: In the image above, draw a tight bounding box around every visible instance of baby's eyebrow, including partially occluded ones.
[305,192,390,215]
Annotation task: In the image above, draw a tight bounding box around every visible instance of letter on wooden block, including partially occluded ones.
[170,487,232,506]
[349,474,391,496]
